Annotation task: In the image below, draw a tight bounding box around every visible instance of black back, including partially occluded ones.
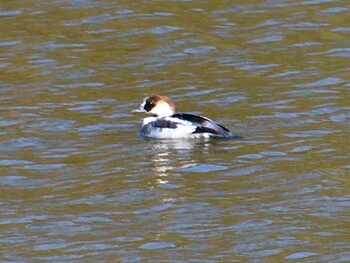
[172,113,232,136]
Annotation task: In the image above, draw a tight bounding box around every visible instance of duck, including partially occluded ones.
[132,95,241,139]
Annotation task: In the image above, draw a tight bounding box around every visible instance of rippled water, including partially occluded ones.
[0,0,349,262]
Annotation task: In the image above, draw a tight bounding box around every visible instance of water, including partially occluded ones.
[0,0,349,262]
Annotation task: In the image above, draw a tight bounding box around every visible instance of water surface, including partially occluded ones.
[0,0,349,262]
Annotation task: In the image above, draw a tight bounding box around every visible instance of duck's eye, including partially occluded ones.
[144,100,155,111]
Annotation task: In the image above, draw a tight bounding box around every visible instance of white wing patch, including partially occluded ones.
[152,117,196,138]
[141,117,199,138]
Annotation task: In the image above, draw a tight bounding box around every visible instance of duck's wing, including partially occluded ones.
[142,116,197,138]
[172,113,233,137]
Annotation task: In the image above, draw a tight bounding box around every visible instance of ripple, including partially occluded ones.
[39,42,86,51]
[331,27,350,33]
[285,252,319,259]
[0,120,22,127]
[251,249,281,256]
[0,160,33,166]
[115,8,134,15]
[140,242,176,250]
[183,45,217,55]
[248,34,284,44]
[284,130,335,138]
[296,77,344,88]
[114,236,143,242]
[176,164,228,173]
[22,163,65,170]
[134,203,173,215]
[229,219,273,232]
[224,165,263,176]
[239,154,263,159]
[29,119,76,132]
[65,243,116,251]
[325,48,350,58]
[78,123,115,132]
[81,14,114,24]
[34,242,69,251]
[330,113,349,123]
[260,151,287,157]
[321,7,348,14]
[290,146,313,153]
[294,42,321,47]
[0,40,22,47]
[150,25,182,34]
[0,10,21,16]
[0,175,47,189]
[0,137,46,152]
[240,63,279,71]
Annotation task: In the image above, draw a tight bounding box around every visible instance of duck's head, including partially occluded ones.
[132,95,175,117]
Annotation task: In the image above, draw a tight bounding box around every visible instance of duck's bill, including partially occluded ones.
[131,108,146,113]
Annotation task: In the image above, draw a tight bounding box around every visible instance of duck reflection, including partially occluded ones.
[149,139,210,184]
